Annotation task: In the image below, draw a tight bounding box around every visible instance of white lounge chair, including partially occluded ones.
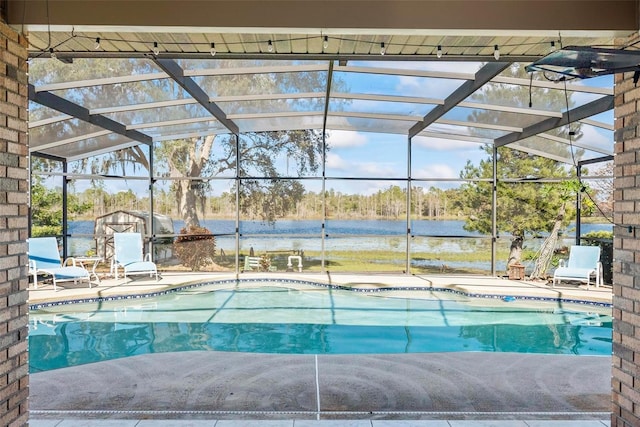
[28,237,92,291]
[112,232,159,282]
[552,245,602,289]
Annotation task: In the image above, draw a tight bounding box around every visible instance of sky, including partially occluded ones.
[321,62,614,195]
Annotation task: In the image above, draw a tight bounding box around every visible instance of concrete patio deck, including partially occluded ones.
[28,272,613,425]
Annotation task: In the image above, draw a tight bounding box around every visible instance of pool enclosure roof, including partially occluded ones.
[26,29,617,165]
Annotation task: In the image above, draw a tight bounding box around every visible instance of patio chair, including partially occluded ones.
[112,232,159,282]
[552,245,602,289]
[28,237,92,291]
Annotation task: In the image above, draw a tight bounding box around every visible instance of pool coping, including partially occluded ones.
[28,275,613,310]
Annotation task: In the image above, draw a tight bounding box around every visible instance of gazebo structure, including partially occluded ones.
[25,39,616,276]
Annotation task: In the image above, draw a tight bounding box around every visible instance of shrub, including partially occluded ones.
[259,254,272,272]
[31,225,61,238]
[173,226,216,271]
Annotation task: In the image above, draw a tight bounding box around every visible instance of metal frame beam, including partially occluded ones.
[153,58,240,135]
[494,95,614,148]
[28,84,153,146]
[409,62,511,138]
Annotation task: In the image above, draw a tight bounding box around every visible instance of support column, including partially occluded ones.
[0,20,29,426]
[612,33,640,427]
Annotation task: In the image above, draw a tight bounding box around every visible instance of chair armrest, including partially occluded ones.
[28,259,36,272]
[63,257,77,267]
[144,253,152,262]
[558,259,566,268]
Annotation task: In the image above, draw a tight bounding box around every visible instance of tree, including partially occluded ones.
[587,162,614,219]
[459,149,580,272]
[460,63,582,271]
[528,180,591,279]
[30,172,92,237]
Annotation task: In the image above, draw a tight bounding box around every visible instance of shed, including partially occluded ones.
[94,210,174,261]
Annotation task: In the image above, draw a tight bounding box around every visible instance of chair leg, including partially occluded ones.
[598,267,603,288]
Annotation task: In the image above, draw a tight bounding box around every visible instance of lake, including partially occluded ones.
[67,218,611,258]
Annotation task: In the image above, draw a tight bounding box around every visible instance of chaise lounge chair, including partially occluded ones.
[552,245,602,289]
[112,232,159,282]
[28,237,92,291]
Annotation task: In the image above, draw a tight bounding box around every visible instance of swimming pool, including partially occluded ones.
[28,281,612,372]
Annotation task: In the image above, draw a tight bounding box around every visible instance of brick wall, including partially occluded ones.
[0,21,29,427]
[612,33,640,427]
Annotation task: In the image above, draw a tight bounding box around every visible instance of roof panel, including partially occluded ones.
[143,121,227,139]
[333,70,465,98]
[103,103,213,127]
[328,98,436,117]
[192,70,329,98]
[218,97,325,115]
[467,81,607,112]
[441,106,547,129]
[29,58,164,84]
[29,117,110,148]
[326,116,416,135]
[39,133,137,161]
[234,115,325,133]
[49,77,192,110]
[425,122,511,140]
[27,55,614,163]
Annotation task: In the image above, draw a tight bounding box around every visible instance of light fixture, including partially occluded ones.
[94,37,101,50]
[436,45,442,58]
[493,44,500,60]
[380,42,386,55]
[323,36,329,50]
[210,42,216,57]
[49,47,56,60]
[267,40,273,52]
[153,42,160,56]
[550,41,556,52]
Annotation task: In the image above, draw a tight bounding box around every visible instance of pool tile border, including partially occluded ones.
[28,277,613,310]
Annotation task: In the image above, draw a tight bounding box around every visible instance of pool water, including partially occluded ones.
[28,284,612,372]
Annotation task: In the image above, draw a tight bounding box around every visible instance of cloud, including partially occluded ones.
[325,152,348,170]
[326,130,368,148]
[396,75,451,98]
[355,162,397,176]
[326,153,399,176]
[327,180,394,196]
[413,163,458,180]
